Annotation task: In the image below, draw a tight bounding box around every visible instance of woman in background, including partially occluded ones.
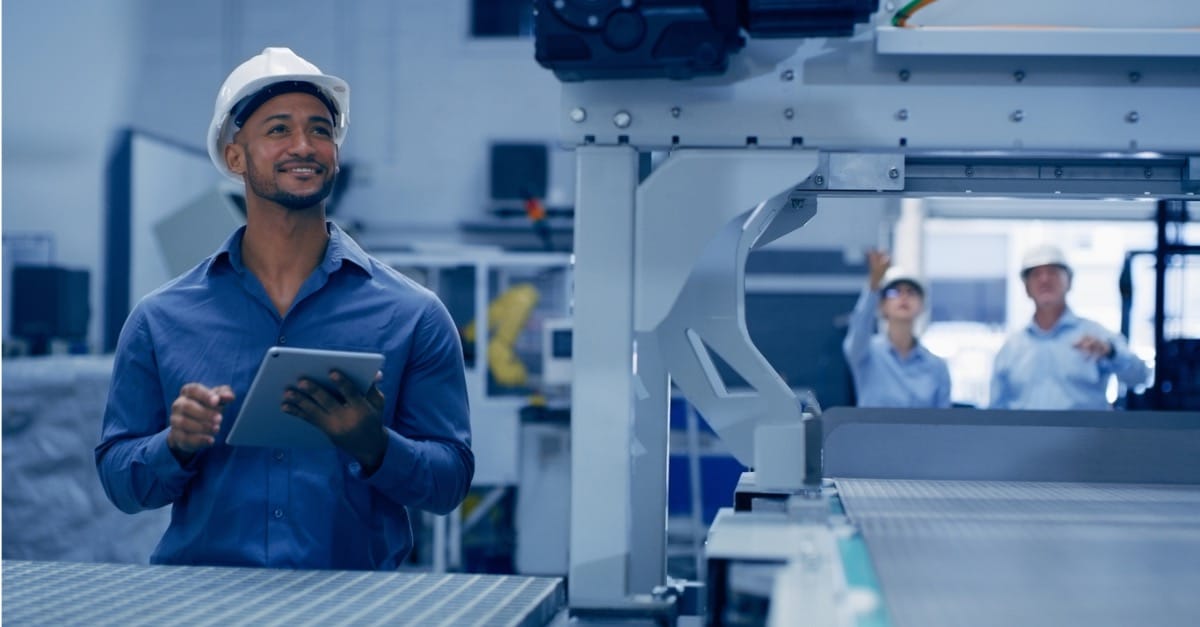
[843,249,951,408]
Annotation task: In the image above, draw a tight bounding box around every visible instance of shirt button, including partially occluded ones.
[273,449,285,461]
[348,461,362,474]
[278,336,286,345]
[273,508,284,519]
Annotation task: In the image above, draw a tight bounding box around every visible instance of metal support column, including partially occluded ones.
[628,330,670,594]
[1154,199,1170,408]
[569,145,640,604]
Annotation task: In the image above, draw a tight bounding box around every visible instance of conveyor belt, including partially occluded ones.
[837,478,1200,627]
[1,560,564,627]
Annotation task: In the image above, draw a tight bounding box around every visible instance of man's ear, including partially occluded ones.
[224,141,246,176]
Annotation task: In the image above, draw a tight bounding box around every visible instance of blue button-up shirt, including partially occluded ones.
[96,222,473,570]
[990,309,1149,410]
[843,288,952,408]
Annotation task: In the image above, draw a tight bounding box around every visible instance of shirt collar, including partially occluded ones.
[888,338,929,362]
[323,221,374,277]
[206,220,374,278]
[1025,307,1079,336]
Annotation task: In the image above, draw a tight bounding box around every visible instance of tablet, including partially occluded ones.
[226,346,385,449]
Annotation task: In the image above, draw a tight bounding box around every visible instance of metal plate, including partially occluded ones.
[1,560,564,627]
[837,478,1200,627]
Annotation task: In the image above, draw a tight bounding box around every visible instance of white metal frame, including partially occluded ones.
[563,7,1200,607]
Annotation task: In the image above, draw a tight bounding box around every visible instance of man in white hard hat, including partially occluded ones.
[96,48,474,569]
[843,249,952,408]
[990,243,1148,410]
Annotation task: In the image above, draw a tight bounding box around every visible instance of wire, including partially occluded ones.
[892,0,938,27]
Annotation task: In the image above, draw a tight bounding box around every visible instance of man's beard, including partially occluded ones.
[245,158,336,211]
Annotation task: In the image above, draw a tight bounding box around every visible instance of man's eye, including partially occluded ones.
[312,126,332,137]
[268,125,288,135]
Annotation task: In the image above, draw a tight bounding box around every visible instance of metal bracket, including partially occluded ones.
[794,152,905,191]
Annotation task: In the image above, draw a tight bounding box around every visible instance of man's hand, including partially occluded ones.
[867,249,892,290]
[282,370,387,473]
[1074,335,1115,360]
[167,383,235,465]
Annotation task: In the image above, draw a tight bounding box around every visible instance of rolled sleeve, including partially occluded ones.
[1102,337,1150,388]
[843,287,880,367]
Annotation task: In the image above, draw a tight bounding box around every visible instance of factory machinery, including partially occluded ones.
[6,2,1200,626]
[537,0,1200,625]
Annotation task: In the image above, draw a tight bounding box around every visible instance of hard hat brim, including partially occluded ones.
[881,278,925,297]
[207,73,349,183]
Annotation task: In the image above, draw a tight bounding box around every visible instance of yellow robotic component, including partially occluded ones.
[462,283,540,387]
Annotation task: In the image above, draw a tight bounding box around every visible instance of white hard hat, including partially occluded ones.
[880,266,925,296]
[1020,243,1072,278]
[207,47,350,182]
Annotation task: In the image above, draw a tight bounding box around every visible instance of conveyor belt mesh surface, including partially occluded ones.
[837,478,1200,627]
[1,560,563,627]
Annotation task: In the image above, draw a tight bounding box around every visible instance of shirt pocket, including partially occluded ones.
[1006,349,1041,389]
[1056,344,1101,385]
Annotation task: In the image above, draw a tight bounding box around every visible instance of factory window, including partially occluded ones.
[928,278,1007,325]
[471,0,534,37]
[923,231,1009,325]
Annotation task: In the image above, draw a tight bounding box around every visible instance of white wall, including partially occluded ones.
[2,0,140,349]
[3,1,565,351]
[130,1,563,239]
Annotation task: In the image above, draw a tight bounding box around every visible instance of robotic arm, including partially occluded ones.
[462,284,540,387]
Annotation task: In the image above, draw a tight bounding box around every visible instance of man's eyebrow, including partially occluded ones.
[257,113,334,126]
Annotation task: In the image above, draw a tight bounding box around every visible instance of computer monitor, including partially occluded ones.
[10,266,90,355]
[542,318,573,387]
[490,143,548,203]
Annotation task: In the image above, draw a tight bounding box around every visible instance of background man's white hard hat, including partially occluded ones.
[880,266,925,296]
[207,47,350,182]
[1020,243,1072,278]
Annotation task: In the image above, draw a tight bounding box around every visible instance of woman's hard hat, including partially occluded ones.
[1020,244,1072,278]
[880,267,925,297]
[207,47,349,182]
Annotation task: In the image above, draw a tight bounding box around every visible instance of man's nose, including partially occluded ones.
[287,133,316,156]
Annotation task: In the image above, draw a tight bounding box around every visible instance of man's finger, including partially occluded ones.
[329,370,363,402]
[174,394,222,419]
[362,383,386,413]
[281,399,313,422]
[284,386,331,417]
[297,378,344,410]
[169,414,218,446]
[328,370,385,414]
[172,399,222,431]
[180,383,223,409]
[213,385,236,405]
